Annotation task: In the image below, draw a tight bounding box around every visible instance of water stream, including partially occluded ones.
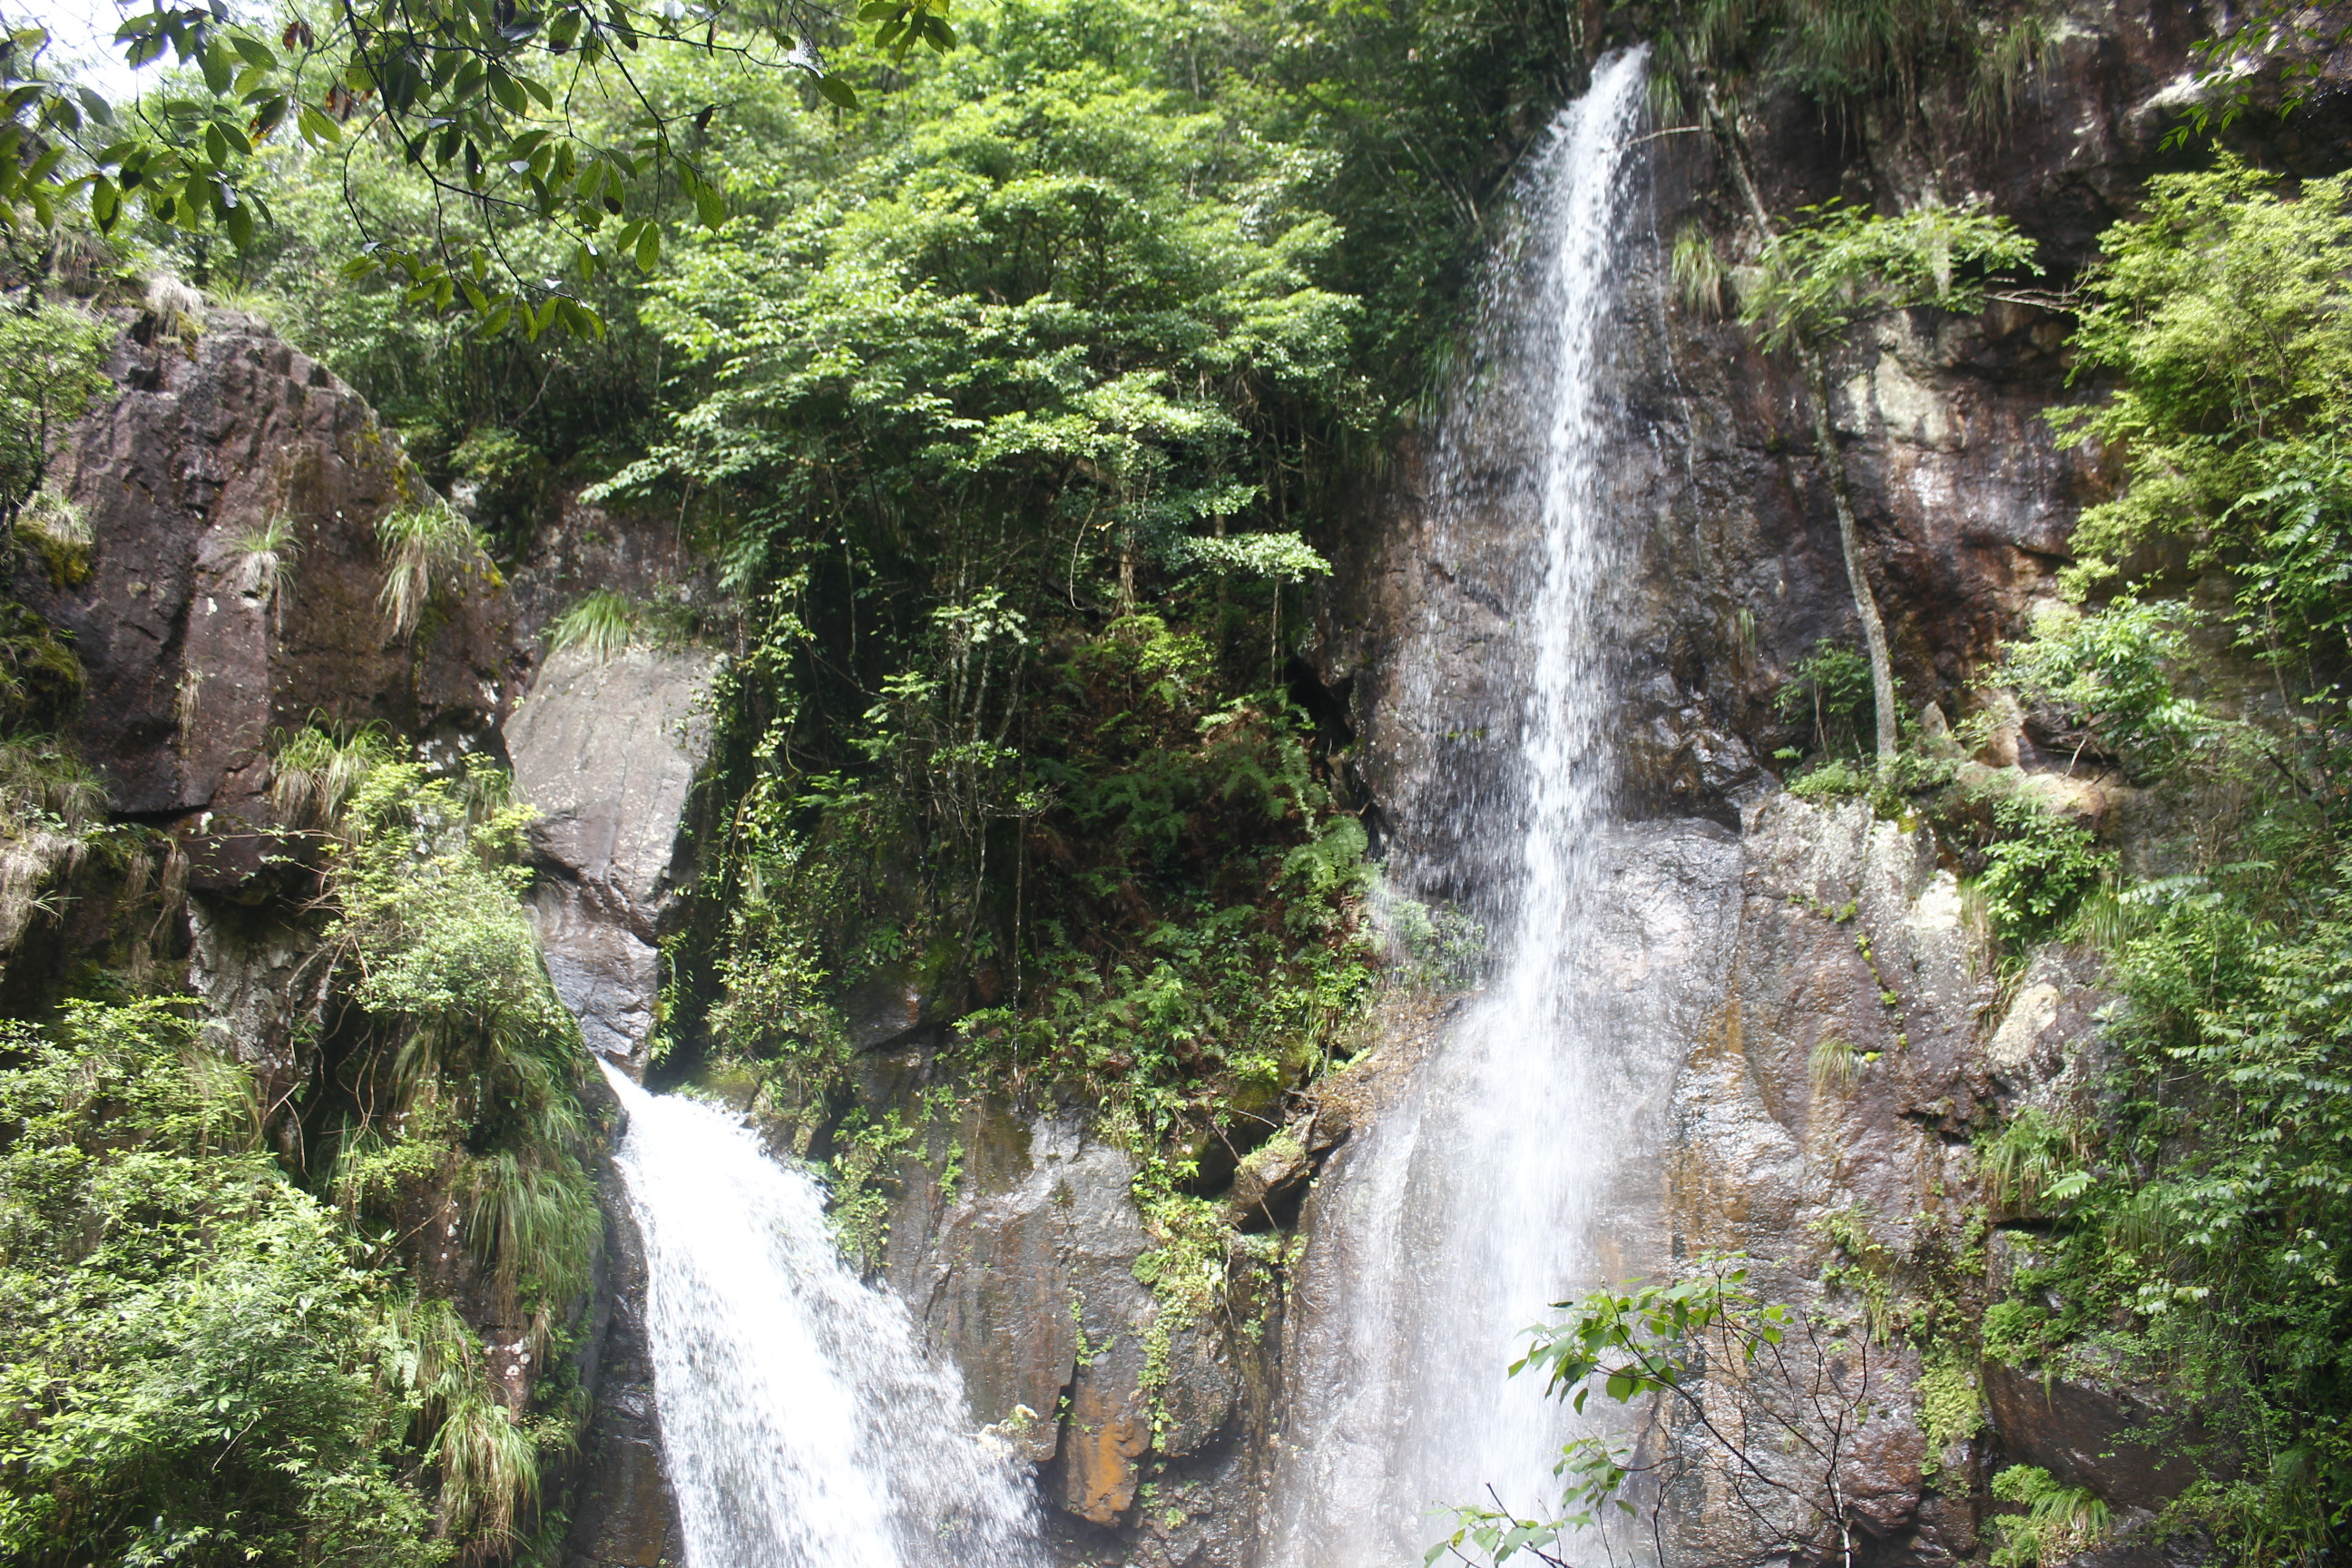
[1265,49,1653,1567]
[598,1062,1045,1568]
[590,46,1656,1568]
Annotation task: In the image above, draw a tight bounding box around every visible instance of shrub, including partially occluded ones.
[1976,797,2111,947]
[0,1001,444,1568]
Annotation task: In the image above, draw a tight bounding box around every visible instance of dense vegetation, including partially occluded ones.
[1466,159,2352,1568]
[0,0,2348,1564]
[0,0,1578,1558]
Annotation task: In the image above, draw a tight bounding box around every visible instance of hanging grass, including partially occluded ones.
[377,502,485,641]
[270,722,393,834]
[546,587,639,661]
[230,514,299,607]
[392,1295,545,1554]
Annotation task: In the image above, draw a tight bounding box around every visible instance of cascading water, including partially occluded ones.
[1267,49,1653,1567]
[597,1062,1045,1568]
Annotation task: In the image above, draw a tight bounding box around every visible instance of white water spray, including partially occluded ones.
[1267,49,1652,1567]
[599,1063,1046,1568]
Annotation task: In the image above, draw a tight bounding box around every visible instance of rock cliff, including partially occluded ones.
[1,299,714,1564]
[24,305,521,893]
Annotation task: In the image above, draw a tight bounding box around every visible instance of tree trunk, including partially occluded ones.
[1702,84,1900,764]
[1803,349,1900,763]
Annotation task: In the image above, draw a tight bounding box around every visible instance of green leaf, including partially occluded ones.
[634,222,660,274]
[815,74,860,110]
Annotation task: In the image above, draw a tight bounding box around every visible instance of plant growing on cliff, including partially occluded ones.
[546,587,641,662]
[1431,1254,1896,1568]
[2055,160,2352,671]
[1730,195,2039,769]
[1986,1464,2110,1565]
[0,299,113,534]
[0,1000,447,1568]
[318,760,601,1326]
[1955,155,2352,1563]
[377,502,486,641]
[230,514,298,608]
[270,722,393,834]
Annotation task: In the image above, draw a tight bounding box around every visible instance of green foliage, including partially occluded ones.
[1980,1106,2090,1216]
[1376,892,1486,992]
[1776,638,1875,758]
[1740,197,2040,354]
[2055,160,2352,669]
[2160,3,2352,148]
[1975,795,2110,948]
[1433,1254,1895,1567]
[1914,1349,1983,1476]
[1786,755,1869,801]
[1650,0,2031,110]
[321,760,600,1326]
[4,0,935,338]
[0,299,114,527]
[1959,158,2352,1563]
[545,587,692,662]
[0,597,84,736]
[2002,600,2203,775]
[1177,533,1331,583]
[546,587,641,662]
[1987,1465,2110,1566]
[1808,1033,1865,1094]
[376,502,486,641]
[0,999,446,1568]
[1671,220,1727,317]
[230,514,299,607]
[270,722,394,833]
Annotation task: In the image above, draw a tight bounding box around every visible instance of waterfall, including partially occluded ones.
[1267,49,1653,1567]
[598,1063,1046,1568]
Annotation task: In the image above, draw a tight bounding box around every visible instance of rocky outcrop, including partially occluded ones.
[1286,11,2352,1561]
[18,299,717,1563]
[507,642,715,1068]
[1654,797,1998,1564]
[562,1174,681,1568]
[28,305,521,890]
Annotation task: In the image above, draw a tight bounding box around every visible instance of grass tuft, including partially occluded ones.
[377,503,483,641]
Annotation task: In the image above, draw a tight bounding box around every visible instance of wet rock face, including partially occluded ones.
[853,1081,1258,1564]
[564,1175,682,1568]
[28,307,520,889]
[506,642,714,1068]
[1312,4,2236,850]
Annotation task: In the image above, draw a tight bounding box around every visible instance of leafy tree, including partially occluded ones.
[1945,153,2352,1563]
[2057,159,2352,677]
[0,299,113,530]
[0,1000,444,1568]
[2159,0,2352,148]
[0,0,955,338]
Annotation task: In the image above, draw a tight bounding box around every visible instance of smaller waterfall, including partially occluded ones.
[599,1063,1045,1568]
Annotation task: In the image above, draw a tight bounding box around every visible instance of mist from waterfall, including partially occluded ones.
[598,1063,1046,1568]
[1265,48,1651,1568]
